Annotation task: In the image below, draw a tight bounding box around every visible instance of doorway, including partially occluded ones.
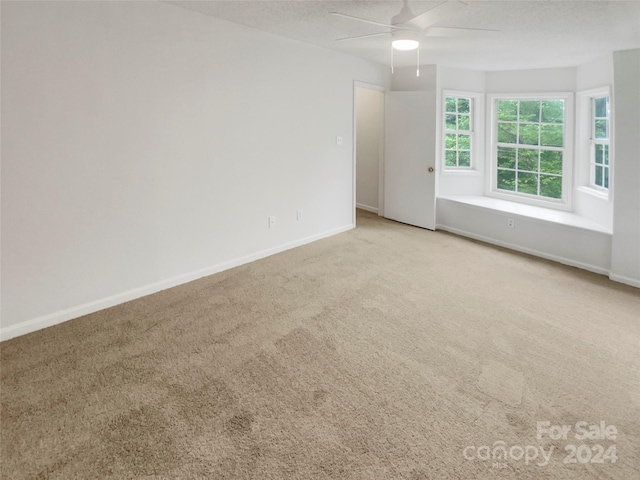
[354,84,385,222]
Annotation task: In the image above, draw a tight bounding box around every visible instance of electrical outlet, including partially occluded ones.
[296,210,303,221]
[269,216,276,228]
[336,136,343,146]
[507,218,515,228]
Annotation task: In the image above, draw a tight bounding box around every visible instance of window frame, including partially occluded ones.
[576,86,613,200]
[590,96,610,190]
[441,90,484,175]
[486,92,574,211]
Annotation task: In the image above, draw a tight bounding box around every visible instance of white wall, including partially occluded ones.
[576,54,614,91]
[574,55,614,230]
[0,1,389,338]
[390,65,437,92]
[437,198,612,274]
[437,66,486,94]
[610,49,640,287]
[355,87,384,213]
[485,67,577,93]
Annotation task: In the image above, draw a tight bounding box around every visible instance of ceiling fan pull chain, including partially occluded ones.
[391,43,394,74]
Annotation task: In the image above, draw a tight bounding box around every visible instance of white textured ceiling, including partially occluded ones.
[167,0,640,71]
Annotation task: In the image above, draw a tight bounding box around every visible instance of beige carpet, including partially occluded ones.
[2,210,639,479]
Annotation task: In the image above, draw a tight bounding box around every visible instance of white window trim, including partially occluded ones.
[440,90,484,176]
[486,92,574,211]
[575,86,613,201]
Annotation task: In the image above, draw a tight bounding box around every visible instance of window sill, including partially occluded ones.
[487,190,569,212]
[438,195,612,235]
[441,169,483,176]
[576,185,611,201]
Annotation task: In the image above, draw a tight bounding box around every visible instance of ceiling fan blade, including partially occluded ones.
[405,0,467,31]
[335,32,390,42]
[329,12,398,30]
[424,26,500,38]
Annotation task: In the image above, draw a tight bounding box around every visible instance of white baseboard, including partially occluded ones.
[356,203,378,214]
[436,224,610,277]
[0,224,354,342]
[608,273,640,289]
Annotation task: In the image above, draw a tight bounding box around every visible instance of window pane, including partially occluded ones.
[497,168,516,191]
[459,151,471,167]
[595,144,604,164]
[595,119,608,139]
[458,115,470,130]
[519,100,540,122]
[518,124,539,145]
[498,100,518,121]
[540,150,563,174]
[540,124,563,147]
[497,147,516,168]
[540,175,562,199]
[595,165,603,187]
[445,134,457,149]
[445,150,457,167]
[541,100,564,123]
[603,144,609,165]
[458,134,470,150]
[518,172,538,195]
[604,166,609,188]
[518,149,538,172]
[458,98,470,113]
[498,122,517,143]
[446,97,457,112]
[595,97,608,118]
[446,114,457,130]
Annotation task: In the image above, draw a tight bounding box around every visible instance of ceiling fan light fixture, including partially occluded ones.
[392,39,419,51]
[391,30,419,50]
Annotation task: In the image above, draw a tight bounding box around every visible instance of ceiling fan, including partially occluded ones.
[330,0,498,74]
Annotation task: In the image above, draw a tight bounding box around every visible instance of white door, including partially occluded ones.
[384,91,436,230]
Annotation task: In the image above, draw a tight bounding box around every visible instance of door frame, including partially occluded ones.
[353,81,386,226]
